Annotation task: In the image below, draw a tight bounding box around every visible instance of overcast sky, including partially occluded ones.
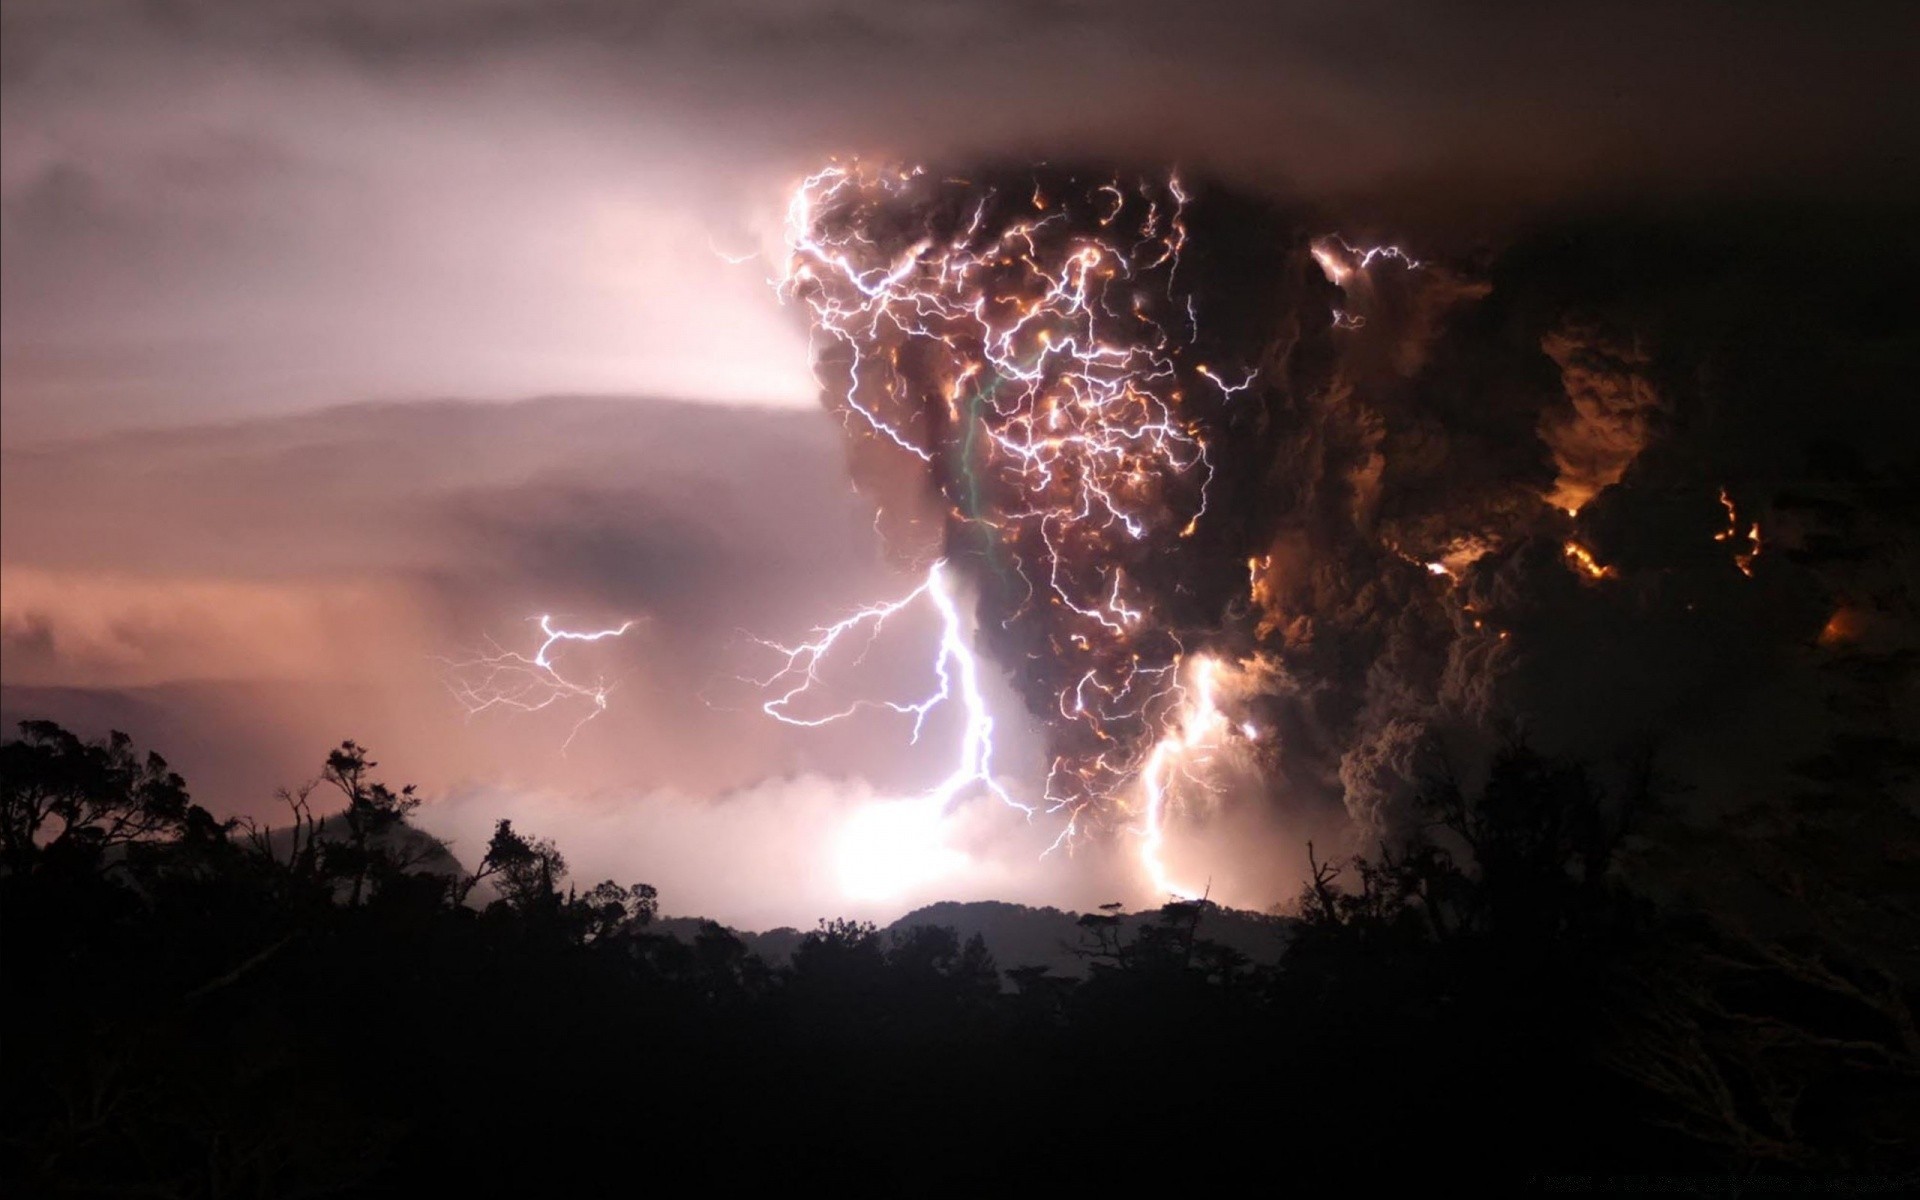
[6,1,1914,441]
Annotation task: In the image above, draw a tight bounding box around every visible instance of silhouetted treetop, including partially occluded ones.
[0,719,216,877]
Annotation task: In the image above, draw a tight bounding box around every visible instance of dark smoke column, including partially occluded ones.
[781,161,1324,833]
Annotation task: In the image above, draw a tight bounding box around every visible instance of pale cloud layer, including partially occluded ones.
[0,398,890,799]
[0,395,1349,919]
[4,397,1310,918]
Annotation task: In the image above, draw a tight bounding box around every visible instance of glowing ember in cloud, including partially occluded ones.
[1408,535,1496,583]
[1563,540,1615,581]
[1818,607,1862,647]
[1713,487,1762,577]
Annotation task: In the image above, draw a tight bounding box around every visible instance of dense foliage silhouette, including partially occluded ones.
[2,723,1914,1193]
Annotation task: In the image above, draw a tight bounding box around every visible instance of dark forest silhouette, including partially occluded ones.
[3,719,1915,1194]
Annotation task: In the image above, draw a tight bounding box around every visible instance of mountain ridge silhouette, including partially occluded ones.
[653,898,1295,978]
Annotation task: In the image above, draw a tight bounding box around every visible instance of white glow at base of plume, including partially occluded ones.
[749,566,1257,905]
[1137,655,1228,901]
[835,795,966,903]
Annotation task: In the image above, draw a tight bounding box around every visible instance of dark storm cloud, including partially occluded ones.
[6,1,1917,438]
[1246,210,1920,833]
[781,148,1916,854]
[10,0,1912,193]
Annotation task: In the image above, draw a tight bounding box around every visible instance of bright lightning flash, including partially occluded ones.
[752,560,1027,818]
[443,615,637,748]
[1311,235,1422,328]
[452,162,1395,899]
[779,161,1227,827]
[766,161,1293,893]
[1137,654,1229,900]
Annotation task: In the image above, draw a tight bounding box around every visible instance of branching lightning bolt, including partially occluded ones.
[1311,235,1423,328]
[1137,655,1228,900]
[448,161,1309,897]
[442,615,637,749]
[750,560,1027,817]
[764,161,1270,894]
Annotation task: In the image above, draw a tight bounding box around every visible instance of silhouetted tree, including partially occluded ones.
[1005,963,1076,1020]
[787,917,886,1008]
[887,924,999,1008]
[5,716,1915,1188]
[684,920,774,1003]
[1417,741,1650,944]
[0,720,214,877]
[318,741,427,905]
[1074,901,1129,970]
[466,818,568,916]
[572,879,658,942]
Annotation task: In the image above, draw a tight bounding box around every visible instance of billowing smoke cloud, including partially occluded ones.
[779,162,1519,849]
[1538,322,1664,515]
[1242,213,1918,838]
[784,163,1328,826]
[783,160,1918,857]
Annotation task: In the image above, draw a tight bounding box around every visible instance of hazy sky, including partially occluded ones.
[7,0,1913,441]
[3,1,1914,926]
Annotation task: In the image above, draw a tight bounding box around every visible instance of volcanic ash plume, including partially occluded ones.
[774,159,1856,896]
[780,162,1329,840]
